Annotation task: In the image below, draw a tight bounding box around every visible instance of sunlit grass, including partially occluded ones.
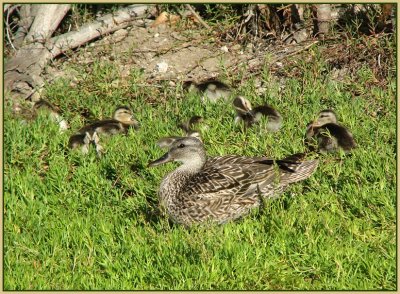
[4,41,396,290]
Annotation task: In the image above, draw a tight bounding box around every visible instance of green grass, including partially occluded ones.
[4,40,396,290]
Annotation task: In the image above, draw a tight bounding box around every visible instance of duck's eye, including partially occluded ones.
[178,143,185,148]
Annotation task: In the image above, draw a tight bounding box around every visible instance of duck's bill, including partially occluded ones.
[148,152,172,167]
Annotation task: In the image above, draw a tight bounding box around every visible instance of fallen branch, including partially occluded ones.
[3,4,11,12]
[5,4,153,102]
[272,40,319,63]
[185,4,211,30]
[13,5,39,48]
[25,4,71,43]
[5,8,17,52]
[49,4,151,57]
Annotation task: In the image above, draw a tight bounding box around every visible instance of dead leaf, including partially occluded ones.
[151,11,181,28]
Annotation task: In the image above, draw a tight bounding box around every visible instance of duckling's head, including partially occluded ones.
[314,109,337,126]
[182,81,199,93]
[113,106,140,129]
[33,99,57,112]
[305,121,316,138]
[149,137,206,170]
[188,115,203,127]
[233,96,253,115]
[206,83,217,92]
[113,106,133,121]
[178,115,202,132]
[187,130,202,142]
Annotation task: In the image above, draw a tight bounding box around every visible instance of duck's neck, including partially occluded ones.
[159,153,206,207]
[176,154,206,173]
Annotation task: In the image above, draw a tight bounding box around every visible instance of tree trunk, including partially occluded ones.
[4,4,152,102]
[13,5,40,48]
[312,4,332,37]
[24,4,71,43]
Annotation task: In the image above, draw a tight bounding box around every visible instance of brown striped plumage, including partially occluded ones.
[149,137,318,226]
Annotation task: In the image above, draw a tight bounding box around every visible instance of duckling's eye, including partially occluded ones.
[178,143,185,148]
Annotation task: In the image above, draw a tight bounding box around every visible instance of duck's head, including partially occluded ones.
[233,96,253,115]
[114,106,140,129]
[313,109,337,126]
[149,137,206,169]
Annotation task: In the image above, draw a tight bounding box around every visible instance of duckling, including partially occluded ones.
[68,106,139,154]
[148,136,318,226]
[156,115,204,149]
[33,99,69,132]
[305,109,356,153]
[80,131,103,156]
[178,115,204,140]
[233,96,282,132]
[184,79,232,103]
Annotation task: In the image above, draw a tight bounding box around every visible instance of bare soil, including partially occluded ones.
[46,19,393,98]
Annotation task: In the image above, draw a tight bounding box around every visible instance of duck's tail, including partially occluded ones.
[278,153,319,184]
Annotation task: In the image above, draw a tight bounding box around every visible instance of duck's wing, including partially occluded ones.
[182,156,279,201]
[184,154,318,200]
[207,155,303,173]
[205,155,267,166]
[177,154,317,224]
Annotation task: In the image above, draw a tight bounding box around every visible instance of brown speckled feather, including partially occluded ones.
[149,137,318,226]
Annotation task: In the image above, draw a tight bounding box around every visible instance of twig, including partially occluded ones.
[4,4,21,14]
[277,4,293,12]
[135,83,164,88]
[3,4,11,13]
[6,8,17,51]
[272,40,319,63]
[243,5,255,24]
[185,4,211,30]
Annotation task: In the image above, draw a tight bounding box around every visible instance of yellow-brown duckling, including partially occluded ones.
[233,96,282,132]
[184,79,232,103]
[33,99,69,132]
[157,115,204,149]
[305,109,356,153]
[69,106,139,155]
